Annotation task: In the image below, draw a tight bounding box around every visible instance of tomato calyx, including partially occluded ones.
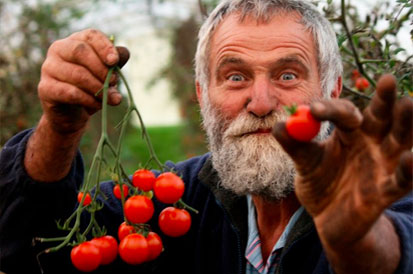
[284,104,298,116]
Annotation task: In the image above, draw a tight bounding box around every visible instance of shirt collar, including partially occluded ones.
[246,194,304,251]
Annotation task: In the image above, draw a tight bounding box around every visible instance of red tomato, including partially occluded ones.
[90,235,118,265]
[113,184,129,199]
[285,105,320,142]
[124,195,154,224]
[70,241,101,272]
[77,192,92,206]
[158,207,191,237]
[118,233,149,265]
[351,69,360,81]
[153,172,185,204]
[146,232,163,261]
[118,222,135,241]
[132,169,156,191]
[355,77,369,91]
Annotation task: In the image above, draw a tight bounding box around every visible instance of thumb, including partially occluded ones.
[272,122,324,176]
[116,46,130,68]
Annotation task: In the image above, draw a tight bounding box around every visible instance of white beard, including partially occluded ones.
[200,92,329,201]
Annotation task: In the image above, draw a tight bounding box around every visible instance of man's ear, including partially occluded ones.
[196,81,203,108]
[331,76,342,99]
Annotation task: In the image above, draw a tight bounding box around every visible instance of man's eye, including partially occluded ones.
[228,74,245,82]
[281,73,296,81]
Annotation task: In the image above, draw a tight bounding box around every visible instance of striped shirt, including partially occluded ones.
[245,195,304,274]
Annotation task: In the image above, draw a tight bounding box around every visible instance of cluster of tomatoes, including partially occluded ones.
[73,169,192,272]
[352,69,370,92]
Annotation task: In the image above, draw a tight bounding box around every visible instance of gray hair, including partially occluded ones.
[195,0,342,98]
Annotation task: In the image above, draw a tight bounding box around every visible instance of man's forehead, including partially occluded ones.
[209,11,310,50]
[208,11,316,67]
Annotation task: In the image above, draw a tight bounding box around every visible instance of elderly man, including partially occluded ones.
[0,0,411,273]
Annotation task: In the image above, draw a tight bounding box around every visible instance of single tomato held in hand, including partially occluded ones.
[153,172,185,204]
[124,195,154,224]
[158,207,191,237]
[285,105,320,142]
[71,241,101,272]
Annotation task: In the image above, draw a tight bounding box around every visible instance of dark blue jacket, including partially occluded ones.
[1,129,412,274]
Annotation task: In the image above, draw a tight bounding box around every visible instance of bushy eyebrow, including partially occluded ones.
[215,54,310,79]
[215,57,246,77]
[271,55,310,77]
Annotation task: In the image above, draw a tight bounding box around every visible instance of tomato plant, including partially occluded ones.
[153,172,185,204]
[118,222,135,241]
[351,69,360,82]
[132,169,156,191]
[70,241,101,272]
[118,233,149,265]
[355,77,369,91]
[113,184,129,199]
[158,207,191,237]
[90,235,118,265]
[285,105,320,142]
[77,192,92,206]
[124,195,154,224]
[146,232,163,261]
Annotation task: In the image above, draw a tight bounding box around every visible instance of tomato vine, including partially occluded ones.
[34,37,197,272]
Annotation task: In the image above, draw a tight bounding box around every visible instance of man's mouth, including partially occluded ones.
[240,128,272,137]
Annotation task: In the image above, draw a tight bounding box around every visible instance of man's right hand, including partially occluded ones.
[38,28,129,134]
[24,29,129,182]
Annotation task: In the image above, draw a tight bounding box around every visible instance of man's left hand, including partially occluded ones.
[273,74,412,274]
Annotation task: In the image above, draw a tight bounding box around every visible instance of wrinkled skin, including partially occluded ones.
[273,74,413,273]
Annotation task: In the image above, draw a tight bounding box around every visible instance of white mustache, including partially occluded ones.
[223,111,288,138]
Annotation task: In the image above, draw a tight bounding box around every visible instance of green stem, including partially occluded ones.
[117,68,165,170]
[342,84,372,100]
[340,0,375,88]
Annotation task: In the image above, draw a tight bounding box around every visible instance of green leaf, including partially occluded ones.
[327,0,332,4]
[337,34,347,47]
[384,40,390,59]
[352,35,360,48]
[393,48,406,55]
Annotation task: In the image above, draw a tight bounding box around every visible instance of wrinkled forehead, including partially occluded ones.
[206,10,319,77]
[210,10,307,43]
[209,11,316,61]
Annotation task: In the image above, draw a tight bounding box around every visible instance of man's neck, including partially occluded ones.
[251,193,301,263]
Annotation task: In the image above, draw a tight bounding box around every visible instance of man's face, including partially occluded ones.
[200,12,327,200]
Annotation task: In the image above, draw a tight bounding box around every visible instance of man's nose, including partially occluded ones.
[246,77,277,117]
